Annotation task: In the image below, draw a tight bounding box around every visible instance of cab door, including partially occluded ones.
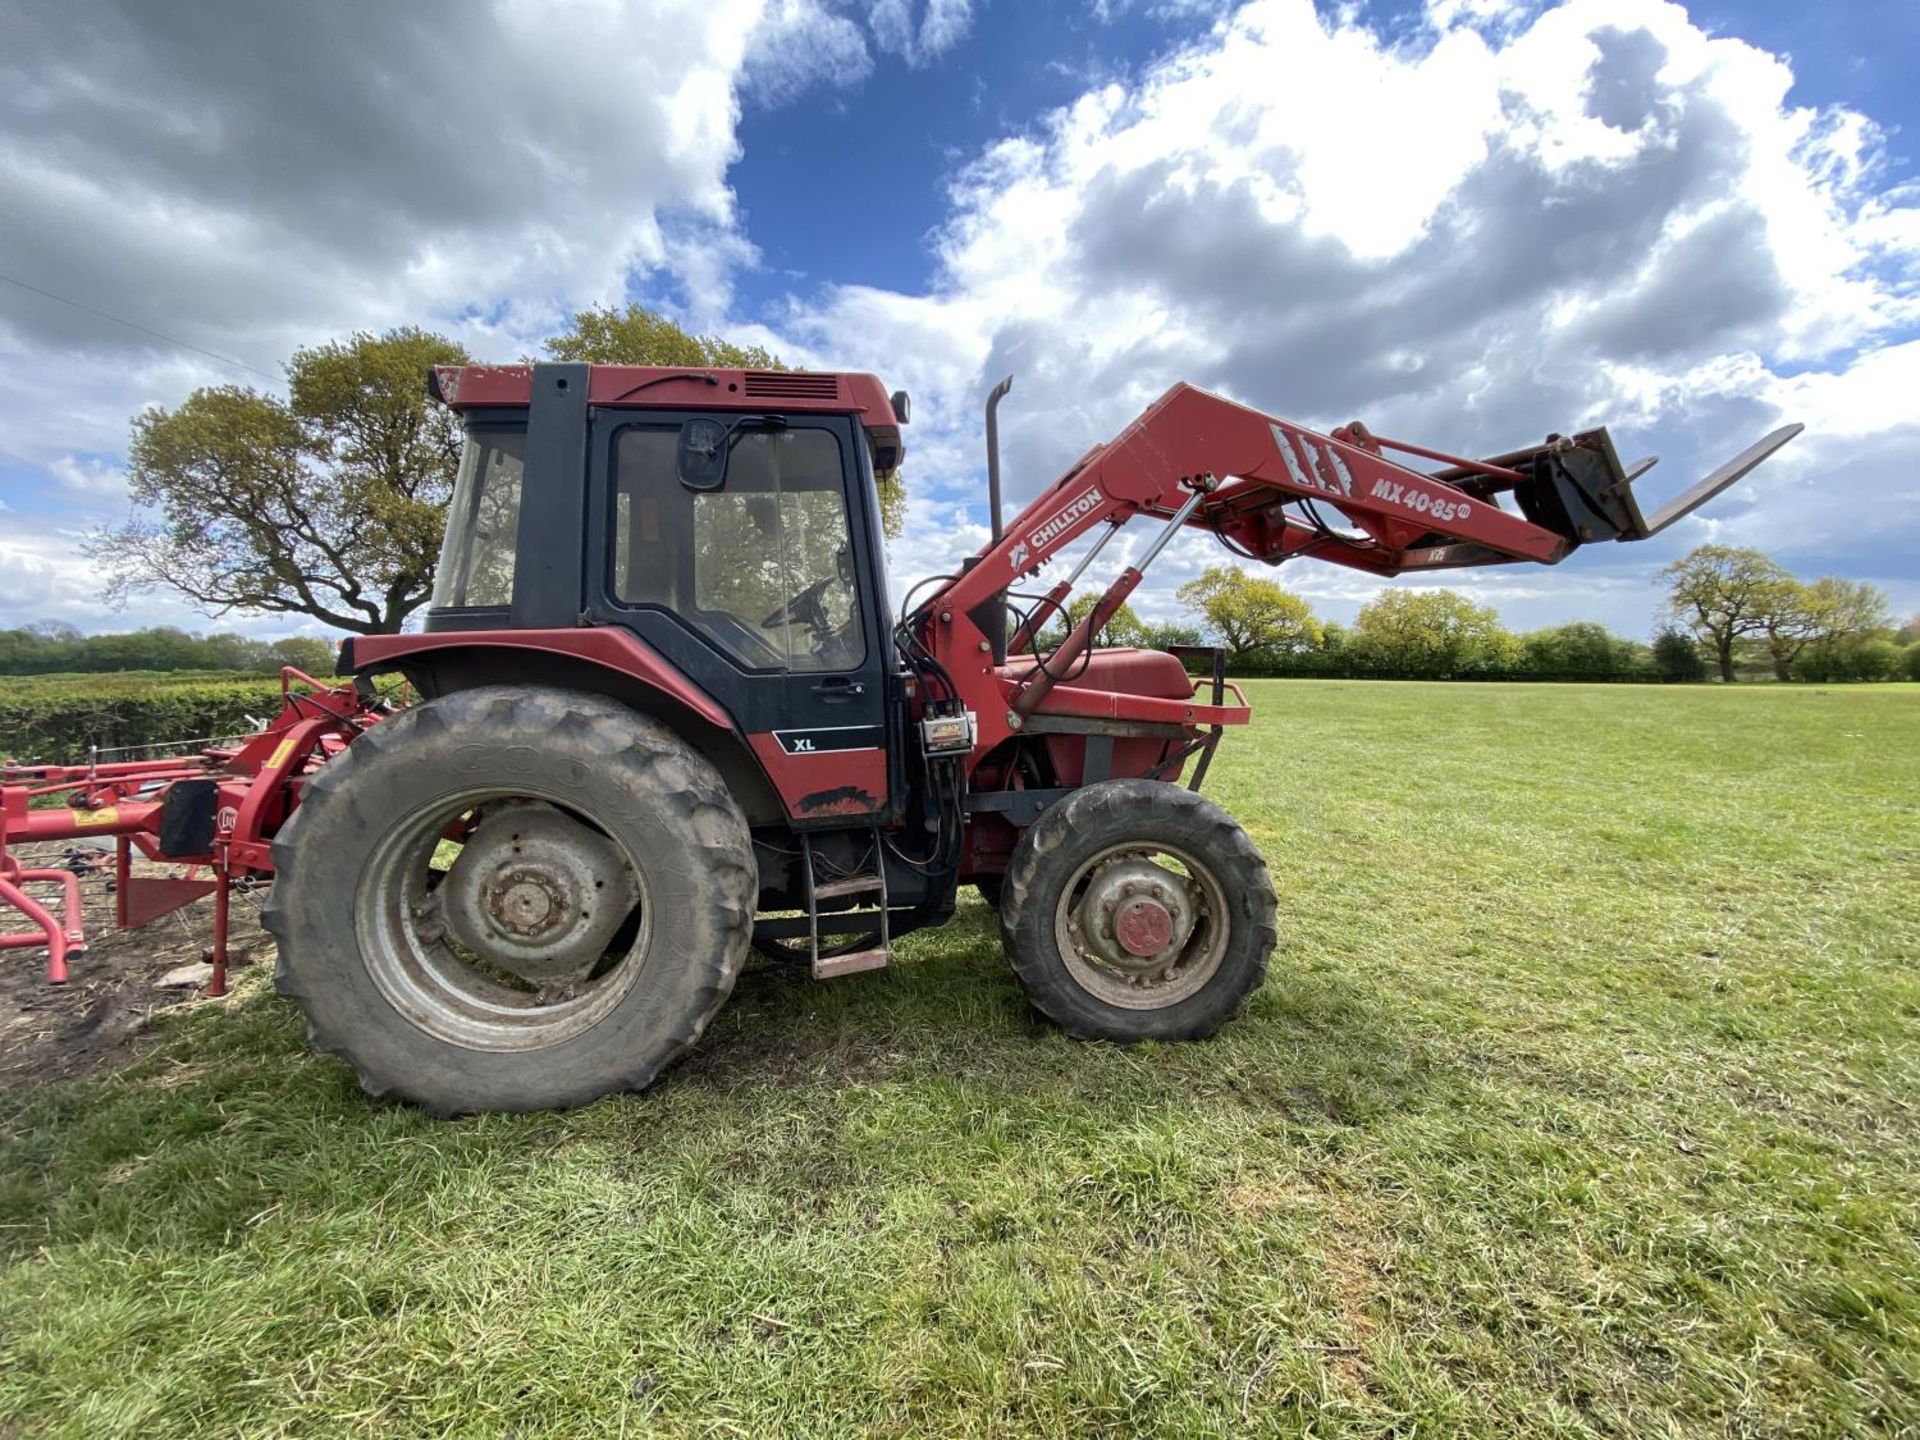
[585,410,892,824]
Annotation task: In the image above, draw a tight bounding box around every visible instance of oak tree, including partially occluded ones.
[1657,545,1794,682]
[92,327,470,635]
[1352,589,1518,676]
[1175,566,1321,660]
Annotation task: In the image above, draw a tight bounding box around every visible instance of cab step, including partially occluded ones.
[813,874,886,900]
[802,828,892,980]
[812,947,890,980]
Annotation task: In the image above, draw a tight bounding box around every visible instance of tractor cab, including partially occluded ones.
[362,364,914,829]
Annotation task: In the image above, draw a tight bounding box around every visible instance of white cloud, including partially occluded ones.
[867,0,974,66]
[789,0,1920,638]
[0,0,771,469]
[47,455,127,497]
[744,0,876,105]
[743,0,976,104]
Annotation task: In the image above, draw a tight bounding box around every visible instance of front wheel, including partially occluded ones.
[999,780,1276,1041]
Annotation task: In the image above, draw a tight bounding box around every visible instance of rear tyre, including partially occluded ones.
[999,780,1275,1041]
[263,686,756,1115]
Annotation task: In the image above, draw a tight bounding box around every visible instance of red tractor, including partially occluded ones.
[2,361,1798,1113]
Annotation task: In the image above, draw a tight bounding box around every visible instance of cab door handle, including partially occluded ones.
[812,678,864,700]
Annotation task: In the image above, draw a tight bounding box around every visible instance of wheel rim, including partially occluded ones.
[1052,840,1229,1010]
[357,786,651,1052]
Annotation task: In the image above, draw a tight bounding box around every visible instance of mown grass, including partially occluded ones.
[2,681,1916,1437]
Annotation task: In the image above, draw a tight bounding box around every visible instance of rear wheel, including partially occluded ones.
[999,780,1275,1041]
[263,686,757,1115]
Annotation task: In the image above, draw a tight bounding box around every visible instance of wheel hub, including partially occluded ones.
[1115,897,1174,956]
[439,804,639,983]
[1076,858,1195,976]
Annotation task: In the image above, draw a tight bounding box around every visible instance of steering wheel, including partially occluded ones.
[702,611,785,667]
[762,578,833,634]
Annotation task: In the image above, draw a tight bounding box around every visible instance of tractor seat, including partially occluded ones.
[996,647,1195,703]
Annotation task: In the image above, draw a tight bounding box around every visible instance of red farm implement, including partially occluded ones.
[0,364,1800,1114]
[1,668,380,993]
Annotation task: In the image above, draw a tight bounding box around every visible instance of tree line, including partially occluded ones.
[0,621,335,678]
[1052,554,1917,684]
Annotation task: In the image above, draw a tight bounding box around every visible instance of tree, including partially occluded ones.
[543,302,905,537]
[1138,619,1205,651]
[1791,577,1891,680]
[1850,638,1902,681]
[1175,566,1321,660]
[542,302,780,369]
[1652,626,1708,682]
[268,636,341,676]
[1759,581,1819,682]
[91,328,469,635]
[1657,545,1795,683]
[1756,576,1888,682]
[1521,620,1640,679]
[1748,574,1890,682]
[1352,589,1517,677]
[1037,593,1149,649]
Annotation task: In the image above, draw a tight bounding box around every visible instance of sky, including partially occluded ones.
[1,0,1916,643]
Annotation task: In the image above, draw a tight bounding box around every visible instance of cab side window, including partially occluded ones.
[611,425,864,673]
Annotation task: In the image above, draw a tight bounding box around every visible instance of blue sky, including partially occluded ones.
[2,0,1916,640]
[728,0,1919,309]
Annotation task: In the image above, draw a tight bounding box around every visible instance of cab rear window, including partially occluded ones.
[432,429,526,608]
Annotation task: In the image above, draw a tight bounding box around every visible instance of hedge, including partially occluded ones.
[1170,652,1664,683]
[0,672,289,765]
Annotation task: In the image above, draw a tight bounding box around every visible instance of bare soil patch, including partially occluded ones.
[0,841,266,1089]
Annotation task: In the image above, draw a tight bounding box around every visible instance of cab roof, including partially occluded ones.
[429,363,906,473]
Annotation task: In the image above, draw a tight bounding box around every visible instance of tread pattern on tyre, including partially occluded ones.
[262,686,757,1115]
[997,779,1277,1042]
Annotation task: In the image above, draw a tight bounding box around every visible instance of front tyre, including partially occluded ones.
[263,686,757,1115]
[999,780,1276,1041]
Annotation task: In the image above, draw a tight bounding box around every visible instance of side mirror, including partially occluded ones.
[676,418,730,491]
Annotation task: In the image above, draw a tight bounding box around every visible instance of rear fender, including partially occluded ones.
[342,629,785,826]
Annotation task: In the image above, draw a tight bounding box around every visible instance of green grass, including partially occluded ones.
[3,681,1916,1437]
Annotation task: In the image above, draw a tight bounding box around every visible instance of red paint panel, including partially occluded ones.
[997,648,1195,701]
[431,364,902,433]
[13,800,163,842]
[747,734,887,820]
[121,874,217,929]
[351,628,732,731]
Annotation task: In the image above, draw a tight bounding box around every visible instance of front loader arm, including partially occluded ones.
[919,382,1798,739]
[936,382,1801,613]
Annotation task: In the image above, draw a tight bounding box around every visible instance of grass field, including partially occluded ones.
[2,680,1916,1437]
